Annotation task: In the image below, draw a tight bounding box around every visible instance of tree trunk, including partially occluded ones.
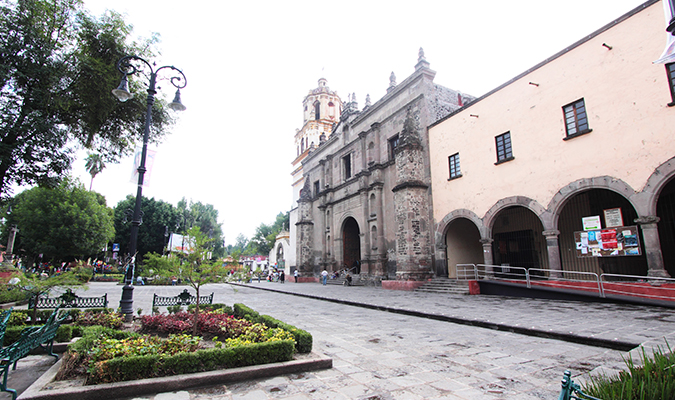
[192,286,200,336]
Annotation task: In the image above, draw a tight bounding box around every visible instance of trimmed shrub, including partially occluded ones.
[85,339,295,385]
[5,324,76,346]
[233,303,312,353]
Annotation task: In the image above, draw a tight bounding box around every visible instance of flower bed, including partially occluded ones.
[55,304,311,385]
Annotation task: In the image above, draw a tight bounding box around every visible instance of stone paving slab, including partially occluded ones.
[9,281,673,400]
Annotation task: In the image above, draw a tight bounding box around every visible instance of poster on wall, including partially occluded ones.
[603,208,624,228]
[574,225,641,258]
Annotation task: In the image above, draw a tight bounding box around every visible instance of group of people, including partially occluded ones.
[321,269,352,286]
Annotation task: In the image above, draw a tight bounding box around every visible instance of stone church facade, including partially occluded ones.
[292,49,472,286]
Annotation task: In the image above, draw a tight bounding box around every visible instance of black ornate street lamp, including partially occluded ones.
[112,55,187,320]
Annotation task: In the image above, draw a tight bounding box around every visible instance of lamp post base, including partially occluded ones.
[119,283,134,322]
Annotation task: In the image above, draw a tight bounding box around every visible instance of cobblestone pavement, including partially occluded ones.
[11,281,675,400]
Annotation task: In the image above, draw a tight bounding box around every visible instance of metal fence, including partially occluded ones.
[455,264,675,301]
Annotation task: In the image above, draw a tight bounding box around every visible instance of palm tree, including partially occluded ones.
[84,153,105,191]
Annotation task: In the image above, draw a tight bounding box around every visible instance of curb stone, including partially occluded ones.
[19,352,332,400]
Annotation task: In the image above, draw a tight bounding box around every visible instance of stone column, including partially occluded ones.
[392,109,433,282]
[436,244,448,278]
[295,180,315,279]
[371,123,381,164]
[480,238,494,278]
[542,230,562,279]
[635,216,671,278]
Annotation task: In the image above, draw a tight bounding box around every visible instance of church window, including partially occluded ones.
[495,132,513,164]
[343,154,352,180]
[388,134,399,160]
[328,102,335,118]
[448,153,462,180]
[314,180,320,198]
[666,63,675,106]
[314,101,320,120]
[562,98,591,139]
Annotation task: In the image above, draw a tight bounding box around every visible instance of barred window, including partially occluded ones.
[666,63,675,106]
[448,153,462,180]
[495,132,513,164]
[563,99,590,138]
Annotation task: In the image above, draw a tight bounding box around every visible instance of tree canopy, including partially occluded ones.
[113,195,179,263]
[248,211,290,255]
[0,0,173,198]
[113,196,224,265]
[7,177,114,263]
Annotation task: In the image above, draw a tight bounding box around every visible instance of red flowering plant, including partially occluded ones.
[139,310,254,340]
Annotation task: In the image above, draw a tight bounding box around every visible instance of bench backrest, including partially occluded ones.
[0,308,67,364]
[0,309,11,347]
[153,290,214,307]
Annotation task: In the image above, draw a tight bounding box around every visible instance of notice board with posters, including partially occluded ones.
[574,225,641,257]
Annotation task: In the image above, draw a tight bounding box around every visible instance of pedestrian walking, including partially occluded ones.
[280,270,285,284]
[321,269,328,285]
[294,269,298,283]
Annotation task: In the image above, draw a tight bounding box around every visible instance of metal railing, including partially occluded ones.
[454,264,675,302]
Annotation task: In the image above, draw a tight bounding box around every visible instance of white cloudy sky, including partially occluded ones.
[73,0,654,245]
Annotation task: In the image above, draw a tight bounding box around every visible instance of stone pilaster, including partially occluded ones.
[295,179,315,279]
[634,216,671,278]
[480,238,494,278]
[392,108,433,282]
[542,230,562,279]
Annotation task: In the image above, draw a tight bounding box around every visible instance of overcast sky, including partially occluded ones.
[74,0,652,245]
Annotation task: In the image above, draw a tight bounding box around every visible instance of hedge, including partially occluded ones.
[86,338,295,385]
[233,303,312,353]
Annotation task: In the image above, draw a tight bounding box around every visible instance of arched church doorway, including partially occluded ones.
[656,178,675,277]
[276,244,285,270]
[558,189,647,276]
[491,206,547,276]
[445,218,482,278]
[343,217,361,274]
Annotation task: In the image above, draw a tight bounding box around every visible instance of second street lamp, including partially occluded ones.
[112,55,187,321]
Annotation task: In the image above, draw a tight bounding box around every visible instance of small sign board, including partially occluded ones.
[603,208,624,228]
[574,225,641,257]
[582,216,602,231]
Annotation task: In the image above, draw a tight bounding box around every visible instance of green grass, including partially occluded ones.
[583,342,675,400]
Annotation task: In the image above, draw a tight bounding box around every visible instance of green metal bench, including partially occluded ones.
[152,289,214,308]
[558,370,603,400]
[29,289,108,309]
[0,309,12,347]
[0,308,68,399]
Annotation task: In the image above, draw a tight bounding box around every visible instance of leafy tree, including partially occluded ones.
[249,211,290,255]
[7,178,114,264]
[147,227,229,335]
[176,198,224,259]
[234,234,248,252]
[84,153,105,190]
[113,195,179,269]
[0,0,173,198]
[250,223,274,255]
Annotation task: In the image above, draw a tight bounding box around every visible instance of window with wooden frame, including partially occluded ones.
[448,153,462,180]
[343,153,352,180]
[495,132,513,164]
[666,63,675,106]
[313,180,320,198]
[562,98,591,139]
[388,134,399,160]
